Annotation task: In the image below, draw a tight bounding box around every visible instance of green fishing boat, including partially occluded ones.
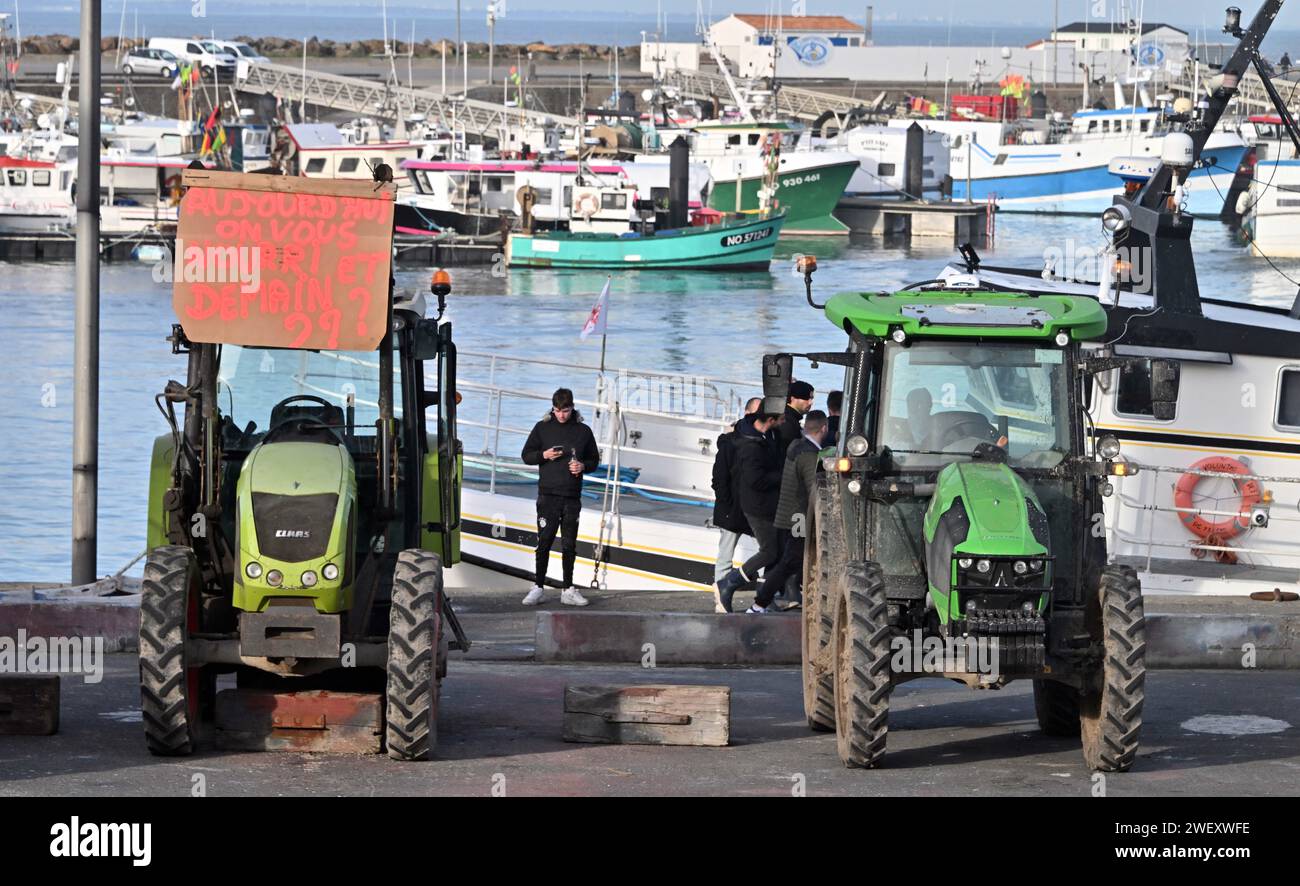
[686,123,859,236]
[506,211,785,270]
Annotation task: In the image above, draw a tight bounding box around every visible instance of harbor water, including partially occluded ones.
[2,213,1298,582]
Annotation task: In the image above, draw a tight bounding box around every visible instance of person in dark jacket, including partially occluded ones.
[519,388,601,607]
[712,397,761,582]
[776,380,815,452]
[747,411,828,613]
[714,408,784,613]
[824,390,843,449]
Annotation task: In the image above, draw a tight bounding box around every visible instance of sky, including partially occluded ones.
[240,0,1291,28]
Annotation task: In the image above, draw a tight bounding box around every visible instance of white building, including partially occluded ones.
[1051,20,1189,70]
[709,13,872,79]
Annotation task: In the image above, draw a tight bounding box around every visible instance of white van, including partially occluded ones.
[206,39,269,65]
[146,38,238,78]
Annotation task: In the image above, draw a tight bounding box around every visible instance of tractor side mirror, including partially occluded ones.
[1150,359,1180,421]
[762,353,792,417]
[412,318,440,361]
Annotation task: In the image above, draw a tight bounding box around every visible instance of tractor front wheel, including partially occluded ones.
[1080,564,1146,772]
[832,560,893,768]
[139,545,207,755]
[801,480,840,732]
[385,549,444,761]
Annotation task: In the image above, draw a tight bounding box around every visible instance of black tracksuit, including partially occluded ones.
[521,412,601,587]
[730,414,784,583]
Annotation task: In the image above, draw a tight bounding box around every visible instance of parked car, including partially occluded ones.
[146,37,238,78]
[207,40,269,65]
[120,47,180,79]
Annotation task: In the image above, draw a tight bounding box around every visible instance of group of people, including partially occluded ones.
[711,382,842,614]
[516,383,841,614]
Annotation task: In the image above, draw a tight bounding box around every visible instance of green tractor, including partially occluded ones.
[141,184,465,760]
[768,277,1152,771]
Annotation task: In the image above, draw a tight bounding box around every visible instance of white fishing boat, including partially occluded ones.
[0,156,75,231]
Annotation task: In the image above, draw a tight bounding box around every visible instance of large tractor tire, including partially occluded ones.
[385,549,444,761]
[832,560,893,768]
[1033,679,1081,737]
[801,478,841,733]
[139,545,206,756]
[1080,564,1146,772]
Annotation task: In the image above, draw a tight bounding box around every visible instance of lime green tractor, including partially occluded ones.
[141,178,465,760]
[768,279,1151,771]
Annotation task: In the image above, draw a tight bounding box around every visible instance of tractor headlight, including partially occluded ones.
[301,570,318,587]
[976,559,992,574]
[958,557,973,569]
[1030,559,1044,571]
[266,569,283,587]
[1098,435,1122,460]
[245,562,263,579]
[322,563,340,581]
[846,434,869,456]
[1013,560,1029,575]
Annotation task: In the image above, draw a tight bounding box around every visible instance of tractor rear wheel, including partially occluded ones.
[139,545,206,755]
[801,479,840,732]
[1080,564,1146,772]
[385,549,443,761]
[1033,679,1081,736]
[832,560,893,768]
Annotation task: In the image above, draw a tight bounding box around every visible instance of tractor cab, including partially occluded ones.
[768,270,1151,772]
[141,171,463,761]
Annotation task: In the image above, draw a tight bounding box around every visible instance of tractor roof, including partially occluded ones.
[824,290,1108,342]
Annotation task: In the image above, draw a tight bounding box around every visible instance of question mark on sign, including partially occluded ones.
[349,287,372,338]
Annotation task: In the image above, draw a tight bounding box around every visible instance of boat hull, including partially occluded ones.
[506,213,784,270]
[952,136,1248,215]
[707,156,857,235]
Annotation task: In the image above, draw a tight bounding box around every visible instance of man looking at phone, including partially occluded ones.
[520,388,601,606]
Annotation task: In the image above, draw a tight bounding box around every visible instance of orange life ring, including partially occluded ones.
[574,191,599,219]
[1173,456,1261,541]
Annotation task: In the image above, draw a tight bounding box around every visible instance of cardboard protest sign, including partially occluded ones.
[172,170,396,351]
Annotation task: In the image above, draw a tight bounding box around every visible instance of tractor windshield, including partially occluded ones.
[217,345,399,438]
[878,341,1071,471]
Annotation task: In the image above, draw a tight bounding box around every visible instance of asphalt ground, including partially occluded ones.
[1,655,1296,797]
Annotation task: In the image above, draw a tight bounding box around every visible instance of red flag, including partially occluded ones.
[579,278,610,341]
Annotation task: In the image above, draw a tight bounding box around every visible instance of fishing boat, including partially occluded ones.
[670,122,859,235]
[506,209,784,270]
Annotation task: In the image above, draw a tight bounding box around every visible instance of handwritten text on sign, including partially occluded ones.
[172,184,394,351]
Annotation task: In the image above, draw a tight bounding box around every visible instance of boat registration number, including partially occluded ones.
[781,173,820,187]
[532,240,561,253]
[721,226,775,248]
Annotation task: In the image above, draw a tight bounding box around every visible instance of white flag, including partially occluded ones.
[579,277,611,341]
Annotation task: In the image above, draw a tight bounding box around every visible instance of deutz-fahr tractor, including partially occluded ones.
[767,268,1153,771]
[140,171,466,760]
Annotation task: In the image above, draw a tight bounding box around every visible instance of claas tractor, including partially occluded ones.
[140,170,466,759]
[767,269,1155,771]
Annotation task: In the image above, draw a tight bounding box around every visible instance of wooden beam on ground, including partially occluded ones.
[213,689,383,754]
[563,684,730,747]
[0,675,60,735]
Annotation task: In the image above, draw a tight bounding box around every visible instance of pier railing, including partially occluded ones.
[1107,461,1300,572]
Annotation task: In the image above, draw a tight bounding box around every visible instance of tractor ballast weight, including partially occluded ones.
[141,170,466,760]
[777,284,1148,771]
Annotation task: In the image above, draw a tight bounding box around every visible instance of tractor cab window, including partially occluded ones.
[217,345,401,446]
[879,341,1070,471]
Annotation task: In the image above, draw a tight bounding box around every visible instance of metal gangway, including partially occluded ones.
[1172,68,1300,118]
[665,65,884,123]
[236,61,578,137]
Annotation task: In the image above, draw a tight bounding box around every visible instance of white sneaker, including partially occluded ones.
[560,587,590,607]
[521,586,545,606]
[746,604,769,614]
